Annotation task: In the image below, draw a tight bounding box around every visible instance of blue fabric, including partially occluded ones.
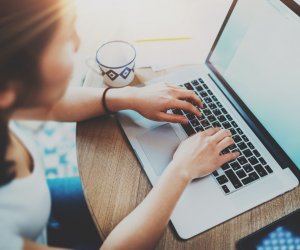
[47,177,102,250]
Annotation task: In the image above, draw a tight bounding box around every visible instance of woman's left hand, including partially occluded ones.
[131,82,203,124]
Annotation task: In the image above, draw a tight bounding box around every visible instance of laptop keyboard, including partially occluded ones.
[172,78,274,195]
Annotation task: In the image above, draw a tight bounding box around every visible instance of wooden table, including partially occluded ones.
[76,66,300,250]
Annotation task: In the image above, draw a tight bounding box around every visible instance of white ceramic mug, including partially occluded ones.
[96,41,136,88]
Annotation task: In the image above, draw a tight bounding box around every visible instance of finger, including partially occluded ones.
[216,137,235,152]
[165,82,180,89]
[219,152,240,166]
[211,129,232,143]
[158,113,188,124]
[175,89,203,108]
[172,99,202,117]
[202,127,221,136]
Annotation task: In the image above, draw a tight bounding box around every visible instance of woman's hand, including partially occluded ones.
[131,82,203,124]
[171,127,240,181]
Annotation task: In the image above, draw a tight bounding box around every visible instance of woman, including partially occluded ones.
[0,0,239,249]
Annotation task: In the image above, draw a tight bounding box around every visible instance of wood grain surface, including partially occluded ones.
[76,67,300,250]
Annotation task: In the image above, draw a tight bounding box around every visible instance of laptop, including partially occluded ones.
[117,0,300,239]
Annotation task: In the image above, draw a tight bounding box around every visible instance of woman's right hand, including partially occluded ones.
[171,127,240,181]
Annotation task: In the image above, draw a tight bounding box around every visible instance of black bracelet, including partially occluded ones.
[102,87,115,114]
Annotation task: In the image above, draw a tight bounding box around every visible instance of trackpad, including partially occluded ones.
[137,124,181,176]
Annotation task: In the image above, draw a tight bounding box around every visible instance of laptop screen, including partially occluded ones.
[207,0,300,170]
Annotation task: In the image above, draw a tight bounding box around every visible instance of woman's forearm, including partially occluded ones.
[49,86,136,122]
[101,163,191,250]
[12,86,135,122]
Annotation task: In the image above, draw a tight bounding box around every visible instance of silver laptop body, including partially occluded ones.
[117,0,300,239]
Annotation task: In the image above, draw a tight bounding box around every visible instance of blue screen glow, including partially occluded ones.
[257,226,300,250]
[210,0,300,169]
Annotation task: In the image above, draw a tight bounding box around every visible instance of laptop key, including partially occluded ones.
[249,171,260,181]
[243,164,254,173]
[254,164,268,177]
[200,91,208,98]
[213,109,222,116]
[201,119,210,127]
[221,108,228,114]
[229,144,237,150]
[225,169,243,189]
[213,171,219,177]
[223,122,231,129]
[248,156,259,165]
[233,135,242,143]
[237,128,243,135]
[196,85,204,92]
[173,109,184,115]
[207,90,213,95]
[222,163,230,171]
[203,109,212,116]
[191,119,200,127]
[208,103,217,110]
[199,78,204,83]
[258,157,267,165]
[242,135,249,142]
[247,142,255,150]
[204,97,213,104]
[212,121,222,128]
[222,185,230,194]
[265,165,273,174]
[218,115,226,123]
[242,177,253,185]
[253,149,261,157]
[216,102,223,108]
[216,175,228,185]
[207,115,216,123]
[186,113,195,120]
[195,126,204,132]
[236,169,247,179]
[237,142,247,151]
[226,114,233,121]
[222,148,230,154]
[230,162,241,171]
[243,149,253,158]
[192,80,199,86]
[231,121,238,128]
[237,156,248,165]
[182,123,195,136]
[229,128,237,135]
[184,83,194,90]
[203,83,209,89]
[212,96,218,102]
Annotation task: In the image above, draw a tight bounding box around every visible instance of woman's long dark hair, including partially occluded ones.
[0,0,66,185]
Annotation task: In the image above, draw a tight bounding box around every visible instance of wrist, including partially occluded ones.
[167,161,193,185]
[105,86,137,112]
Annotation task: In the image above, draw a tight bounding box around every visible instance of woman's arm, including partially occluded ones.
[12,83,202,124]
[101,128,239,250]
[12,87,124,122]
